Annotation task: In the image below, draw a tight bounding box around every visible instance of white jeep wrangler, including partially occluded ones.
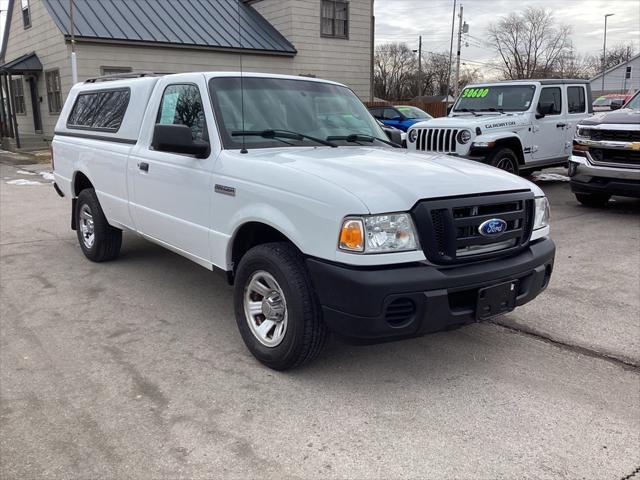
[52,72,555,370]
[407,80,592,175]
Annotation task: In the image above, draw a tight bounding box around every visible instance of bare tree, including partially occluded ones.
[585,43,635,78]
[488,7,572,79]
[374,43,417,100]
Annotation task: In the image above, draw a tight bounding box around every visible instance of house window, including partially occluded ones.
[101,66,133,76]
[21,0,31,28]
[321,0,348,38]
[45,70,63,113]
[11,78,26,114]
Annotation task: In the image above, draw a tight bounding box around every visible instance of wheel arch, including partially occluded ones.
[491,136,525,165]
[227,221,299,284]
[72,170,94,197]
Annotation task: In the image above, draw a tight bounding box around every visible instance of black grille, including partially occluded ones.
[384,298,416,326]
[412,191,535,265]
[589,130,640,142]
[590,148,640,167]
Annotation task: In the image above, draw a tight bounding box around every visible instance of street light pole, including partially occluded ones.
[601,13,614,93]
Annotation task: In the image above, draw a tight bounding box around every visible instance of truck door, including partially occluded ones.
[532,86,566,161]
[128,79,214,264]
[565,84,589,153]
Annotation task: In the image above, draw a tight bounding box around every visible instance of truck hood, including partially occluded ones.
[580,108,640,126]
[409,112,531,132]
[238,146,542,213]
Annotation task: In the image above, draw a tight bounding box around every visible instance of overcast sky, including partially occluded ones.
[375,0,640,73]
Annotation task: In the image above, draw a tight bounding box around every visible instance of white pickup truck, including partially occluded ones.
[52,72,555,370]
[407,80,592,175]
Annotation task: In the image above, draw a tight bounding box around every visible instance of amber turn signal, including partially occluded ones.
[339,219,364,252]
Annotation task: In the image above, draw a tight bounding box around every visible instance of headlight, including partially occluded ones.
[457,130,471,144]
[339,213,419,253]
[533,197,550,230]
[408,129,418,143]
[576,127,591,139]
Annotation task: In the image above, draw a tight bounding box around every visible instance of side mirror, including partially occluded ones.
[536,102,554,118]
[383,128,403,146]
[152,124,210,158]
[610,99,624,110]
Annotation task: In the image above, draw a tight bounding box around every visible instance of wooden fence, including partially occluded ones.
[364,100,449,118]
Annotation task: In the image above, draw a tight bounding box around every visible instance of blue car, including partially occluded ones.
[368,105,433,132]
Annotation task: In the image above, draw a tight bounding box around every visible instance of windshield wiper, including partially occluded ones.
[455,108,479,116]
[479,107,504,113]
[326,134,400,148]
[232,129,337,147]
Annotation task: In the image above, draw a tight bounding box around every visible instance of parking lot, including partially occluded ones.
[1,156,638,479]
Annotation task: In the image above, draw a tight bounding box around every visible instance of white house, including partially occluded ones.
[589,53,640,98]
[0,0,374,150]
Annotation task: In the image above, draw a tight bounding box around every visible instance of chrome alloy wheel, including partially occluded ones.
[243,271,288,347]
[495,157,516,173]
[79,204,95,249]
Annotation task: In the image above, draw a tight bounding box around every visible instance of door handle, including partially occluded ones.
[138,162,149,172]
[556,123,567,128]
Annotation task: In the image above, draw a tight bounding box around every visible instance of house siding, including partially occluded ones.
[590,56,640,96]
[3,0,69,138]
[253,0,373,99]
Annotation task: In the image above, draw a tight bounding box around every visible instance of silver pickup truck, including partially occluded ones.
[570,90,640,206]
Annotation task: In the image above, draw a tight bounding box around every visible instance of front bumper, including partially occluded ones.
[307,238,555,340]
[569,155,640,198]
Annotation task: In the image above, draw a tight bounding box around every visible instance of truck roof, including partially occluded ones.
[466,79,590,87]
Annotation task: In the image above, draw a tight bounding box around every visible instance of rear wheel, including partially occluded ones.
[75,188,122,262]
[233,242,328,370]
[488,148,519,175]
[575,192,611,207]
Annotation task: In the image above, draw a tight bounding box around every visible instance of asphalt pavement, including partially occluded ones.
[1,158,638,479]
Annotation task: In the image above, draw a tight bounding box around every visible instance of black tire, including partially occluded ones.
[233,242,328,370]
[75,188,122,262]
[488,148,519,175]
[575,192,611,207]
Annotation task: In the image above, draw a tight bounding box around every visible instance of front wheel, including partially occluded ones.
[488,148,519,175]
[233,242,328,370]
[75,188,122,262]
[575,192,611,207]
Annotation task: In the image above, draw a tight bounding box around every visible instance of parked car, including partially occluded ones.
[406,80,593,175]
[52,72,554,370]
[592,94,632,112]
[369,105,433,131]
[569,90,640,206]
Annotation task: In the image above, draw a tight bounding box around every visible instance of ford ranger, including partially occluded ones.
[407,80,592,175]
[52,72,555,370]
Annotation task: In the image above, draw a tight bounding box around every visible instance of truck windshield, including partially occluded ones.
[209,77,388,149]
[453,85,536,113]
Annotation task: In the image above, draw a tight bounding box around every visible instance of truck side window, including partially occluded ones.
[157,84,207,141]
[383,108,399,120]
[538,87,562,115]
[567,86,586,114]
[67,88,130,132]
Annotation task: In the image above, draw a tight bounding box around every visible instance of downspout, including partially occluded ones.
[369,0,374,101]
[0,73,6,137]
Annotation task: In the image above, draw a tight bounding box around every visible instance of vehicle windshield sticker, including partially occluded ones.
[461,88,490,98]
[159,92,179,124]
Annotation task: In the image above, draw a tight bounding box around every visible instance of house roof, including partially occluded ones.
[40,0,296,55]
[0,51,42,73]
[589,53,640,82]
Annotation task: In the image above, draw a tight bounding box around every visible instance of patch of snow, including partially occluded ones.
[39,171,54,181]
[6,179,44,186]
[16,169,36,175]
[533,173,570,182]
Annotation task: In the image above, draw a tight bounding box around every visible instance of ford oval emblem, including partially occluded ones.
[478,218,508,237]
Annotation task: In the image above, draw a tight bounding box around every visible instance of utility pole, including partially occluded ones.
[417,35,422,98]
[446,0,457,109]
[70,0,78,84]
[601,13,614,93]
[453,5,464,98]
